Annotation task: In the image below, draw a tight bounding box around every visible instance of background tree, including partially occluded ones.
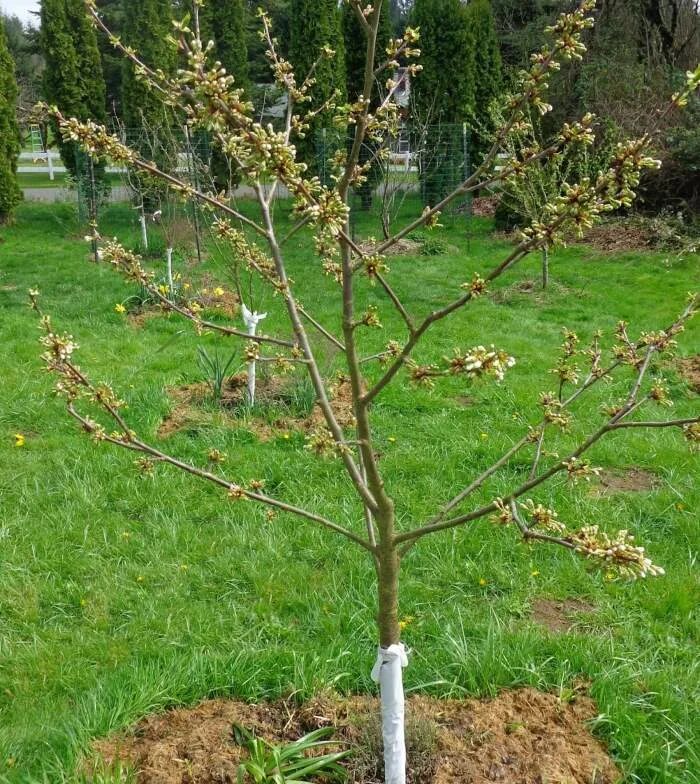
[121,0,175,207]
[247,0,290,85]
[95,0,125,117]
[342,0,393,208]
[0,14,22,222]
[465,0,502,162]
[1,13,43,119]
[196,0,249,191]
[411,0,475,205]
[121,0,175,135]
[39,0,106,178]
[288,0,346,170]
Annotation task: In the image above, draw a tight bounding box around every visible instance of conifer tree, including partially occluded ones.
[40,0,106,178]
[0,15,22,222]
[289,0,345,170]
[121,0,175,134]
[196,0,249,190]
[465,0,502,161]
[411,0,475,205]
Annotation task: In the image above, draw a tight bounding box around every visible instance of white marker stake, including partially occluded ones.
[241,303,267,406]
[371,644,408,784]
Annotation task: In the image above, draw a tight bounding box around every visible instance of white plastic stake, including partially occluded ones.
[47,150,54,181]
[166,247,174,294]
[241,303,267,406]
[371,644,409,784]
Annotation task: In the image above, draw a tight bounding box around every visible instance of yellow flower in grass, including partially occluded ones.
[387,436,397,443]
[399,615,415,631]
[478,577,488,587]
[213,286,225,297]
[114,303,126,314]
[14,433,25,447]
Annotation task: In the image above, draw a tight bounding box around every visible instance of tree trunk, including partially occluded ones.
[373,543,407,784]
[542,246,549,290]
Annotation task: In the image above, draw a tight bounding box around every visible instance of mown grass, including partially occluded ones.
[0,199,698,783]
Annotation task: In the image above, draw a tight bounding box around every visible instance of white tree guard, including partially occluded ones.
[241,303,267,406]
[166,247,174,295]
[139,213,148,250]
[372,643,409,784]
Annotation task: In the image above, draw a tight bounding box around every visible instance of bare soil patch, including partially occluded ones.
[471,196,499,217]
[531,598,596,634]
[491,278,574,305]
[157,375,356,440]
[90,688,619,784]
[594,468,658,495]
[677,355,700,393]
[358,238,423,256]
[578,222,654,253]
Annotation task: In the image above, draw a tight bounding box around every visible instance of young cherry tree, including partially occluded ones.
[35,2,700,782]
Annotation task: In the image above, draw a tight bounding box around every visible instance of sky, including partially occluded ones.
[0,0,39,25]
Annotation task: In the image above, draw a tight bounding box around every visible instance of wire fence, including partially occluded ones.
[315,122,473,237]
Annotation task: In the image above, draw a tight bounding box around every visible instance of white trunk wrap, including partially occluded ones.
[241,303,267,406]
[371,643,408,784]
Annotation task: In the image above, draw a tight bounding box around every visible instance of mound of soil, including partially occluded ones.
[157,375,356,440]
[678,355,700,393]
[531,598,596,634]
[90,688,620,784]
[578,223,653,253]
[594,468,658,495]
[358,238,423,256]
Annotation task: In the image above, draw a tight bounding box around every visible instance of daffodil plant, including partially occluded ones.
[33,2,700,782]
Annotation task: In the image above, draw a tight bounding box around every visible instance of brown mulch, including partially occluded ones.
[531,598,596,634]
[577,223,654,253]
[471,196,499,218]
[677,355,700,393]
[90,689,620,784]
[594,468,659,495]
[157,375,356,440]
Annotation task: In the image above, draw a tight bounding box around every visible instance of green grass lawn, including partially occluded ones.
[0,200,698,783]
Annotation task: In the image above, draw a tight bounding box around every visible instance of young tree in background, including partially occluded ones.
[0,14,22,222]
[39,0,106,178]
[288,0,346,170]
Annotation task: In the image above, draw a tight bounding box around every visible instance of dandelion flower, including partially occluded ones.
[114,303,126,314]
[14,433,25,447]
[214,286,225,297]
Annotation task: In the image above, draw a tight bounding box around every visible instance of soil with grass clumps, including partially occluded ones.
[677,355,700,393]
[90,688,620,784]
[593,468,659,495]
[531,598,596,634]
[157,374,356,440]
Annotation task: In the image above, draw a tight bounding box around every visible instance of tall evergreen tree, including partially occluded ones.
[121,0,175,134]
[193,0,249,190]
[465,0,502,161]
[289,0,346,170]
[342,1,393,207]
[411,0,475,204]
[247,0,290,84]
[40,0,106,178]
[0,15,22,222]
